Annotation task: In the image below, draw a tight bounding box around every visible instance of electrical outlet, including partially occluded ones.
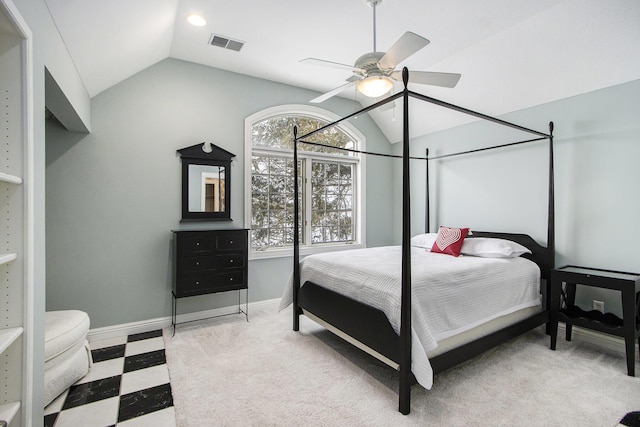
[593,300,604,313]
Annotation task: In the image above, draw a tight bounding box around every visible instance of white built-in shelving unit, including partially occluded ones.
[0,0,33,425]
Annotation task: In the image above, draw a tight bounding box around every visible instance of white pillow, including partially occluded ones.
[411,233,438,249]
[461,237,531,258]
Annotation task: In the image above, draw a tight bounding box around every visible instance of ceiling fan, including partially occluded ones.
[302,0,461,103]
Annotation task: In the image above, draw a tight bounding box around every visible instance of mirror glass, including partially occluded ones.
[187,164,226,212]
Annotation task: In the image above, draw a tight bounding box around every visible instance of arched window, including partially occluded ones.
[245,105,366,258]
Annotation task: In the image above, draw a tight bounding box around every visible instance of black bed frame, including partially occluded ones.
[291,68,555,414]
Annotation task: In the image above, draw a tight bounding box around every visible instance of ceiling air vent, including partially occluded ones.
[209,34,244,52]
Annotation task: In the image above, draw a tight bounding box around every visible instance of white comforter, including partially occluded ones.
[279,246,541,389]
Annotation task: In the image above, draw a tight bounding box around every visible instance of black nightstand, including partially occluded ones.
[549,265,640,376]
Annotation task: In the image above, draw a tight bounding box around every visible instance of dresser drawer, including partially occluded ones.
[179,254,245,272]
[179,234,216,255]
[175,270,246,297]
[215,234,245,251]
[178,231,246,256]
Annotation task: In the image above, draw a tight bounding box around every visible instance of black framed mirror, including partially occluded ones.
[177,142,235,221]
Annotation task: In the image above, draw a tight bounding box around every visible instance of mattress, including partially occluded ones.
[280,246,541,388]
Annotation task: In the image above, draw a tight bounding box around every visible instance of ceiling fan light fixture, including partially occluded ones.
[357,76,393,98]
[187,14,206,27]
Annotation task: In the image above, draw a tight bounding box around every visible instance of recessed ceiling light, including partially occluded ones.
[187,14,206,27]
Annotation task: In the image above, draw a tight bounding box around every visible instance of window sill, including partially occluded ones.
[249,242,364,260]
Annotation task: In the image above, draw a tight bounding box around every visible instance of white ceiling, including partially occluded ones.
[44,0,640,142]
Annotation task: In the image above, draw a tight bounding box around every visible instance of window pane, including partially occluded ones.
[250,155,302,250]
[252,157,269,174]
[252,115,356,156]
[251,116,295,150]
[252,176,268,194]
[325,163,339,183]
[252,228,269,250]
[310,160,354,244]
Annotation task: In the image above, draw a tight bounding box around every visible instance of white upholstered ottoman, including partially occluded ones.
[44,310,92,407]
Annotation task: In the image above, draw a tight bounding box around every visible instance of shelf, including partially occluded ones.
[0,172,22,185]
[0,401,20,425]
[0,253,17,267]
[559,306,625,336]
[0,327,22,354]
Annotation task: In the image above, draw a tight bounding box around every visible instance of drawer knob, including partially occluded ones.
[230,240,233,244]
[195,281,200,285]
[196,242,200,246]
[229,278,233,281]
[196,262,200,266]
[230,259,234,263]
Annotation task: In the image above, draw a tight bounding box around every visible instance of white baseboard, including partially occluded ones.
[87,298,281,343]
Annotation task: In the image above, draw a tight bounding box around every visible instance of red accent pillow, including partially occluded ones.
[431,226,469,256]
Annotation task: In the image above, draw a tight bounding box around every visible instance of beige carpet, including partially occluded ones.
[164,307,640,426]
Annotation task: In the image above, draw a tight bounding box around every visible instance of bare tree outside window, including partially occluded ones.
[250,114,359,251]
[311,161,353,243]
[250,155,299,249]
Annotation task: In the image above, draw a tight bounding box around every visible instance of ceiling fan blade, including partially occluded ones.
[392,70,461,88]
[378,31,430,69]
[301,58,364,73]
[310,81,357,103]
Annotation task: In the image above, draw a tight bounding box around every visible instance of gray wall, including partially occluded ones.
[45,58,395,328]
[393,78,640,316]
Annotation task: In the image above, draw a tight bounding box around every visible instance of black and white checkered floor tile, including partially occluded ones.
[44,330,175,427]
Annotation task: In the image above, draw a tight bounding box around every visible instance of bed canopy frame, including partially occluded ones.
[291,68,555,414]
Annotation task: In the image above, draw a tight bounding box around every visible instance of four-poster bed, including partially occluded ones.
[287,69,555,414]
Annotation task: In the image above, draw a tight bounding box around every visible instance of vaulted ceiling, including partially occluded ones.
[44,0,640,142]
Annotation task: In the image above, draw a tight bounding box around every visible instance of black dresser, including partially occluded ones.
[172,229,249,330]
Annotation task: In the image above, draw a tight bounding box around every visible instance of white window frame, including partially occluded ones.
[244,105,367,260]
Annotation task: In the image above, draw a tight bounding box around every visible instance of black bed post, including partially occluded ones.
[545,122,555,319]
[399,67,412,415]
[547,121,555,269]
[425,148,430,233]
[293,126,301,331]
